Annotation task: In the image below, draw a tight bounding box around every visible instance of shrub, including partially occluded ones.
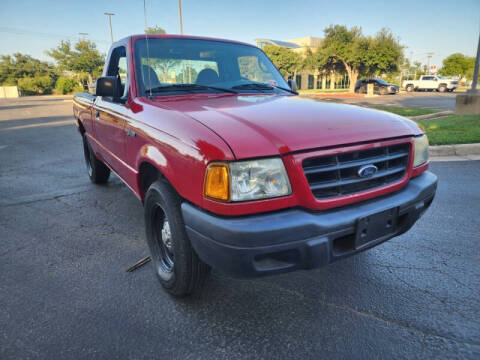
[55,77,78,94]
[17,75,54,95]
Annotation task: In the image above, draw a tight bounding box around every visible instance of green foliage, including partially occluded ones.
[175,66,198,83]
[46,39,104,78]
[0,53,57,86]
[370,106,438,117]
[439,53,476,79]
[262,45,301,77]
[17,75,55,95]
[318,25,403,92]
[416,115,480,145]
[145,26,166,35]
[55,77,78,94]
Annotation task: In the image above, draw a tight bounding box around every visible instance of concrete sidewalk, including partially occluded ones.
[430,143,480,161]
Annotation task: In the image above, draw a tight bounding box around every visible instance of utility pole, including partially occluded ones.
[104,12,115,43]
[469,31,480,93]
[426,52,433,74]
[178,0,183,35]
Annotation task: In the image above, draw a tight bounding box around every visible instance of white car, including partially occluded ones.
[402,75,458,93]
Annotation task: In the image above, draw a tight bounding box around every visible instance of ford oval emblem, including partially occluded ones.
[358,164,378,178]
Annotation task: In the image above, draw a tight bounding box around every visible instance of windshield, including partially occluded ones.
[134,38,289,96]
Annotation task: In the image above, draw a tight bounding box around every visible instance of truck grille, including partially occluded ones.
[303,142,410,199]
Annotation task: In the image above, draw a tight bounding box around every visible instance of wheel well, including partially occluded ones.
[139,162,162,198]
[438,83,447,87]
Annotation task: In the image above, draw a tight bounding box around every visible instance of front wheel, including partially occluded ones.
[406,85,414,92]
[438,85,447,93]
[82,134,110,184]
[144,180,210,296]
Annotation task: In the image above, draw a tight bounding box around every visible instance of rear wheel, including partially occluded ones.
[406,85,414,92]
[144,179,210,296]
[82,134,110,184]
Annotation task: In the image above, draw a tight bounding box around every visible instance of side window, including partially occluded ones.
[106,46,128,98]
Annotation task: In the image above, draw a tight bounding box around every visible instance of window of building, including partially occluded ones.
[334,73,350,89]
[295,74,302,89]
[308,74,314,89]
[317,76,323,89]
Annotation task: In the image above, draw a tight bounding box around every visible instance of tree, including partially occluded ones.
[0,53,57,95]
[439,53,475,78]
[46,39,104,83]
[262,45,301,77]
[319,25,403,92]
[145,26,166,35]
[319,25,365,92]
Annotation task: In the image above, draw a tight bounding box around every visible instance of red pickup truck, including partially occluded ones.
[73,35,437,296]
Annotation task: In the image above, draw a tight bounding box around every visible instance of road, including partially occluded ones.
[1,96,479,359]
[306,91,459,110]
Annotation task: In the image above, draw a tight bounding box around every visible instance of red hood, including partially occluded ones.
[158,94,422,159]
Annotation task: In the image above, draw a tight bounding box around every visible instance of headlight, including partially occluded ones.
[204,158,291,202]
[413,134,429,167]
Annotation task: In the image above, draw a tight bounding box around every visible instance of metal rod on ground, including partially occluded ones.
[126,256,151,272]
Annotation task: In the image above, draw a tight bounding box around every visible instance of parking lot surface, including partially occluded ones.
[1,97,479,359]
[307,91,459,110]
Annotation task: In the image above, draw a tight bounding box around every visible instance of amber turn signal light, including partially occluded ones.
[204,163,230,201]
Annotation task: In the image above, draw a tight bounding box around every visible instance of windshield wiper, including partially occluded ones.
[231,82,296,94]
[147,84,238,95]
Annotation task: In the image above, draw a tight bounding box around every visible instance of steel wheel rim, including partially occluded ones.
[152,203,174,273]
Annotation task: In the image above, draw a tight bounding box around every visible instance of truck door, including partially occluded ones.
[93,46,129,177]
[422,76,435,90]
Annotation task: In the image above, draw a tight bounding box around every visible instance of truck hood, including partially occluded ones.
[163,94,421,159]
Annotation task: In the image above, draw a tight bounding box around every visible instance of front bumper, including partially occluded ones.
[182,171,437,277]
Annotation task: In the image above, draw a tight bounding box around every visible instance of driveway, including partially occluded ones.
[1,97,479,359]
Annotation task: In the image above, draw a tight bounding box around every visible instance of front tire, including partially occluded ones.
[438,85,447,93]
[82,134,110,184]
[144,180,210,296]
[406,85,414,92]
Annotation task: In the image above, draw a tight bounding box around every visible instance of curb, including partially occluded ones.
[409,110,453,121]
[429,143,480,157]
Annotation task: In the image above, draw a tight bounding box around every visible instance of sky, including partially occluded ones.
[1,0,479,68]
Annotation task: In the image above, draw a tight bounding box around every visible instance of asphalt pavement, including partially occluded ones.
[1,96,479,359]
[306,91,459,110]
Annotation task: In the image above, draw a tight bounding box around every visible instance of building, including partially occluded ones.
[255,36,350,91]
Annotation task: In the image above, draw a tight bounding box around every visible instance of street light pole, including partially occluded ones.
[104,12,115,43]
[426,52,433,74]
[178,0,183,35]
[469,31,480,93]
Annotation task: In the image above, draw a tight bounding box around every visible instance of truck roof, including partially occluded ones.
[117,34,256,48]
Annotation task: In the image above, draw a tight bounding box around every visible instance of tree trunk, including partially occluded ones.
[341,60,358,93]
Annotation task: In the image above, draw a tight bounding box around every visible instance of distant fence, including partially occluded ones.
[0,86,19,98]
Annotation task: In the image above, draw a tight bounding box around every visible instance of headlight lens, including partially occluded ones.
[229,158,291,201]
[413,134,429,167]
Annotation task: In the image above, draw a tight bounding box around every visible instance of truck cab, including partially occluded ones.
[73,35,437,296]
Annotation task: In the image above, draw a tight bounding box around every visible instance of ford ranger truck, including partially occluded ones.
[402,75,458,92]
[73,35,437,296]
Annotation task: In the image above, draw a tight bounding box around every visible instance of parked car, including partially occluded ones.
[73,35,437,296]
[355,79,399,95]
[402,75,458,92]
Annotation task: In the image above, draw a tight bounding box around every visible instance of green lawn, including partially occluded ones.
[370,106,439,117]
[416,115,480,145]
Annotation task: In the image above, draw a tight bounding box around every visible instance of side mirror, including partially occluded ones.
[287,79,298,94]
[96,76,123,99]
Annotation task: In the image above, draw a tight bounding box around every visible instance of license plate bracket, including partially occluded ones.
[356,207,398,249]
